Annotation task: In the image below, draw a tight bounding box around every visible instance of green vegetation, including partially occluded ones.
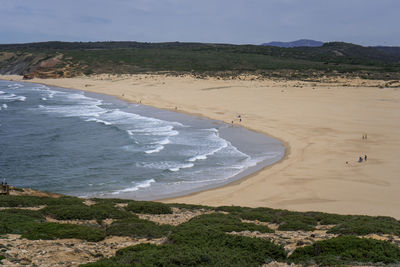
[328,216,400,236]
[1,41,400,80]
[3,194,400,265]
[22,223,105,242]
[217,206,324,231]
[126,201,172,214]
[216,206,400,234]
[106,218,173,239]
[83,215,285,267]
[167,202,213,211]
[183,213,274,233]
[289,236,400,265]
[0,209,104,241]
[41,203,136,221]
[0,195,83,207]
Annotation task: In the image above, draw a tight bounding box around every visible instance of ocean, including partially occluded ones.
[0,80,284,200]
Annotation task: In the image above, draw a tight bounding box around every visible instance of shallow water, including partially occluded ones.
[0,80,284,200]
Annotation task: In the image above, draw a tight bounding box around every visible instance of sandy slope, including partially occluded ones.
[3,74,400,219]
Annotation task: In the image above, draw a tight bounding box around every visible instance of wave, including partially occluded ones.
[0,93,26,102]
[168,163,194,172]
[129,125,179,136]
[7,83,23,88]
[186,129,229,162]
[187,139,228,162]
[111,179,155,194]
[2,104,7,109]
[0,91,5,94]
[85,118,113,125]
[145,145,164,154]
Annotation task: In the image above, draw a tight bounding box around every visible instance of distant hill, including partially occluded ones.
[262,39,324,48]
[1,41,400,80]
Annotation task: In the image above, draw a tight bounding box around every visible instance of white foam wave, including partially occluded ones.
[129,126,179,136]
[111,179,155,194]
[145,145,165,154]
[0,91,5,94]
[2,104,7,109]
[7,83,23,88]
[168,163,194,172]
[41,97,47,101]
[38,104,106,118]
[0,93,26,102]
[85,118,113,125]
[186,129,230,162]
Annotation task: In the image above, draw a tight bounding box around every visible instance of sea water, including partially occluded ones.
[0,80,284,200]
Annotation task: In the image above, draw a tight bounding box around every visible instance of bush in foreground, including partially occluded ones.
[328,216,400,236]
[183,213,274,233]
[22,222,105,242]
[106,218,173,239]
[41,204,136,221]
[126,201,172,214]
[288,236,400,265]
[0,195,82,207]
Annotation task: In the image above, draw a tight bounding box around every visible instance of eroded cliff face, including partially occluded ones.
[0,52,68,79]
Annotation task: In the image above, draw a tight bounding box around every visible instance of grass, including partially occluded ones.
[288,236,400,265]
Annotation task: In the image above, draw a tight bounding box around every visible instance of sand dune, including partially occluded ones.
[3,74,400,219]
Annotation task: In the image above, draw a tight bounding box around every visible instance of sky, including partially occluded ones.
[0,0,399,46]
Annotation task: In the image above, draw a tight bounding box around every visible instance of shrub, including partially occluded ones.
[126,201,172,214]
[0,195,82,207]
[288,236,400,265]
[0,211,43,235]
[183,213,274,233]
[328,216,400,236]
[106,218,173,239]
[167,203,213,211]
[41,204,136,221]
[22,222,105,242]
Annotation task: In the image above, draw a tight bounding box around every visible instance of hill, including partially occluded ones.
[0,41,400,80]
[262,39,324,48]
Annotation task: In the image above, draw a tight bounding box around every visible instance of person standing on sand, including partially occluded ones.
[364,155,367,161]
[359,156,363,163]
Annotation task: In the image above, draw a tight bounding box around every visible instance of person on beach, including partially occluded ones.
[358,156,363,163]
[364,155,367,161]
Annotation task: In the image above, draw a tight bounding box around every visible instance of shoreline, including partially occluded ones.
[1,78,285,201]
[2,74,400,219]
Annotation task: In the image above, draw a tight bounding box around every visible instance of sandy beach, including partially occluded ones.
[2,74,400,219]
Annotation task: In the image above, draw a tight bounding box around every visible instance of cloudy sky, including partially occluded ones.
[0,0,399,46]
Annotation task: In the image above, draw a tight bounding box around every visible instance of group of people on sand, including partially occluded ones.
[346,133,369,165]
[231,114,242,125]
[358,155,368,163]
